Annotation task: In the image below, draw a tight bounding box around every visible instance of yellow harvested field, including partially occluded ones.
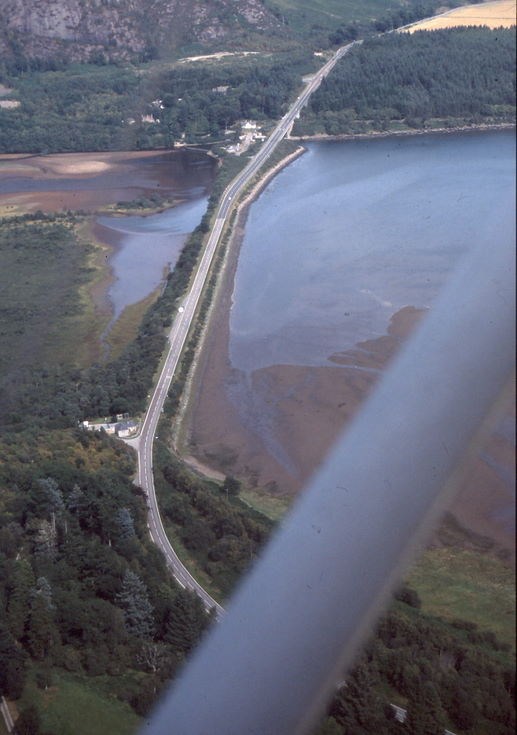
[405,0,516,31]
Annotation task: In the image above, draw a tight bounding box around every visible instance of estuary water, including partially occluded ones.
[97,196,209,322]
[230,130,516,373]
[92,150,214,323]
[188,130,515,545]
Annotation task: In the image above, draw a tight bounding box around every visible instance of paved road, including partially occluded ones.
[0,697,13,733]
[132,41,358,615]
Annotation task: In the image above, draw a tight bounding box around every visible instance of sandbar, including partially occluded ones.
[0,150,187,213]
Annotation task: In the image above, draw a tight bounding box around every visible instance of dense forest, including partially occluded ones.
[3,18,513,155]
[315,601,515,735]
[294,27,516,136]
[0,427,215,733]
[1,420,514,734]
[0,52,314,154]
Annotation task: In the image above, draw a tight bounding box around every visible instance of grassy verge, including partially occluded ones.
[19,672,140,735]
[73,219,114,365]
[239,488,290,523]
[407,546,516,650]
[162,523,225,603]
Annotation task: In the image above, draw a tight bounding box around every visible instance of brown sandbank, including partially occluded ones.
[183,180,514,552]
[187,301,425,494]
[0,149,195,213]
[187,288,514,552]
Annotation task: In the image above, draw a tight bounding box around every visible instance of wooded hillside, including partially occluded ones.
[0,426,214,732]
[294,26,516,135]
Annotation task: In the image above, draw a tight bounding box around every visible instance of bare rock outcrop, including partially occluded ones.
[0,0,282,65]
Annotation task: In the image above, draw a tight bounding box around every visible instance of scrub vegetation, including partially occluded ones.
[0,213,101,401]
[155,450,272,598]
[408,545,516,649]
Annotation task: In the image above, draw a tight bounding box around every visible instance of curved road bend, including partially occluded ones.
[130,42,359,616]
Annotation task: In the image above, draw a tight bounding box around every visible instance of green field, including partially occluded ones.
[265,0,400,32]
[19,673,140,735]
[240,488,290,522]
[408,547,516,650]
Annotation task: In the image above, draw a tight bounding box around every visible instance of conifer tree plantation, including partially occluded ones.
[294,27,516,136]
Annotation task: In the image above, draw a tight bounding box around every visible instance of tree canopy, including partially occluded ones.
[295,27,516,136]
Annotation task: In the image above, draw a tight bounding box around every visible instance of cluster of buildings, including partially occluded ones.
[81,414,139,438]
[225,120,266,155]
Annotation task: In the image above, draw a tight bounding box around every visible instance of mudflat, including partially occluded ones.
[187,276,515,552]
[188,291,424,496]
[0,150,193,213]
[183,156,515,553]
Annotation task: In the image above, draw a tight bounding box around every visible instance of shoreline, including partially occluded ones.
[174,145,307,458]
[0,147,215,214]
[234,145,306,209]
[0,147,216,363]
[289,121,515,144]
[179,131,515,552]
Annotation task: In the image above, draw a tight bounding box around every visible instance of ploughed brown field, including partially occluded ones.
[405,0,516,31]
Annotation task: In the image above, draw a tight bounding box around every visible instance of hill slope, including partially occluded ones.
[0,0,283,65]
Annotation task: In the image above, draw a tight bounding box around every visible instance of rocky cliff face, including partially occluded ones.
[0,0,281,64]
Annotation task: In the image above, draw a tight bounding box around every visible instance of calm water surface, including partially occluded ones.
[230,131,516,372]
[95,151,213,321]
[97,197,209,321]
